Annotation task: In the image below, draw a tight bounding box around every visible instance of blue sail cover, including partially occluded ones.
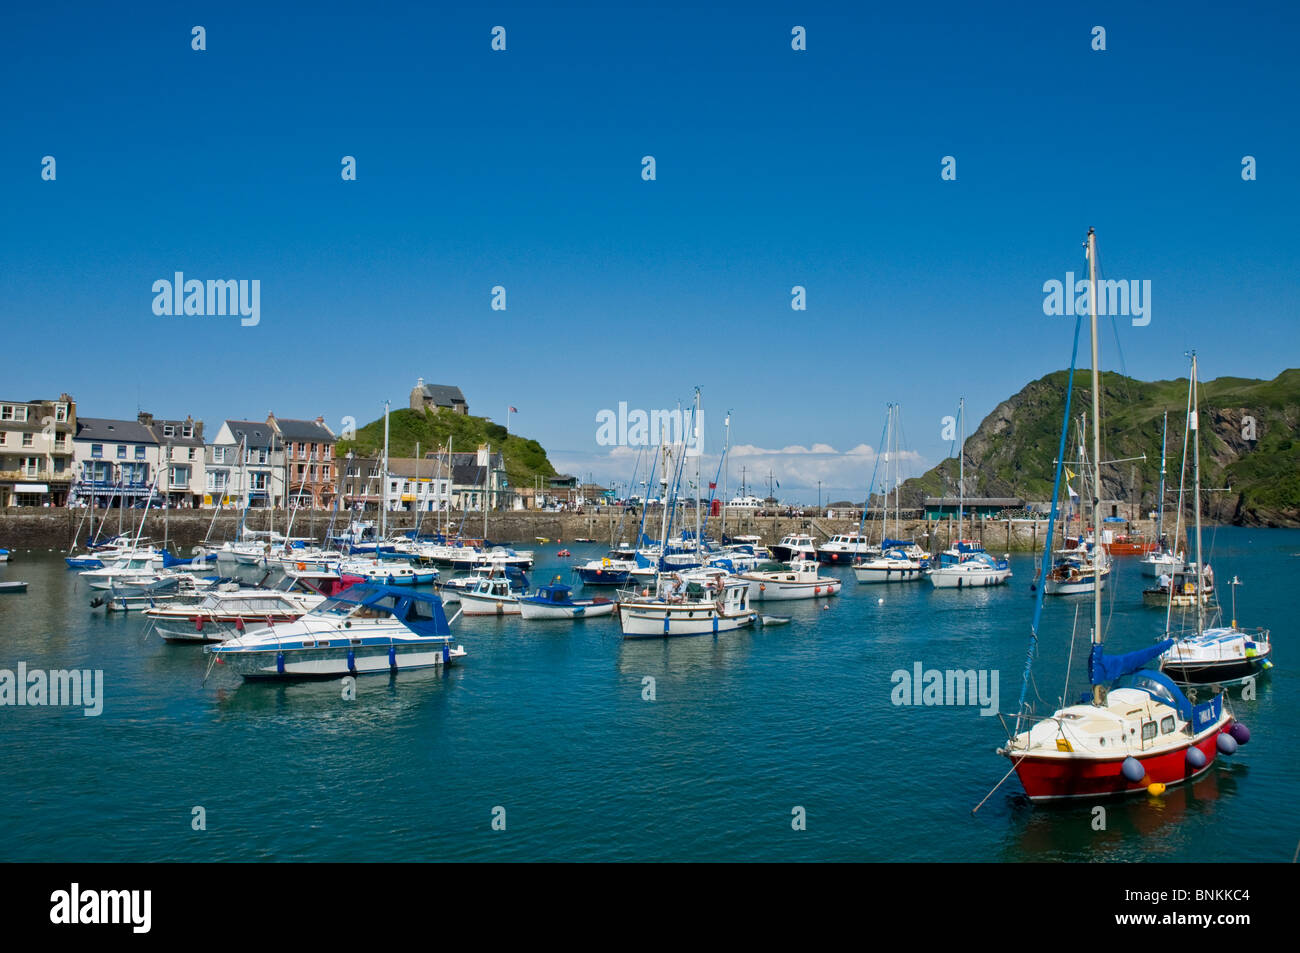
[1089,639,1175,684]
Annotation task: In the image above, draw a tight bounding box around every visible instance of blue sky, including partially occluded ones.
[2,1,1296,501]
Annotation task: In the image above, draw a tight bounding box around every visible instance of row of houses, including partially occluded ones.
[0,391,536,512]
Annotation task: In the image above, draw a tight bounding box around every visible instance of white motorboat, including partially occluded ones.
[205,584,465,679]
[738,559,842,601]
[853,546,927,583]
[78,553,168,590]
[458,569,529,615]
[817,533,877,565]
[925,542,1012,588]
[769,534,818,562]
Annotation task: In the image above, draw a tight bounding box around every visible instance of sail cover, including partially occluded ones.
[1088,639,1174,684]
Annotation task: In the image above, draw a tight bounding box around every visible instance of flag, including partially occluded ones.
[708,482,716,490]
[1065,467,1076,481]
[509,406,518,413]
[1067,485,1079,498]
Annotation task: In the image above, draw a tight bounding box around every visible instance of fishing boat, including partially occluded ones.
[739,558,841,601]
[205,584,466,679]
[996,229,1242,803]
[458,568,529,615]
[617,574,756,638]
[769,533,818,562]
[1156,354,1274,688]
[1102,533,1157,556]
[1143,566,1213,607]
[519,582,615,620]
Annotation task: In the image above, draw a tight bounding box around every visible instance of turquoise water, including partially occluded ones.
[0,527,1293,862]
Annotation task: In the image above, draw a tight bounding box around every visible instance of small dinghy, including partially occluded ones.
[758,615,791,626]
[0,581,28,594]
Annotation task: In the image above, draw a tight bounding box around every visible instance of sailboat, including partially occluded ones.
[1156,353,1274,688]
[1041,414,1111,596]
[855,403,929,583]
[998,230,1243,802]
[925,397,1011,588]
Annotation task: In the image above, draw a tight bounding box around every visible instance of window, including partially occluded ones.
[163,425,175,437]
[1141,721,1158,742]
[117,445,126,459]
[212,447,226,464]
[21,456,39,477]
[170,466,190,487]
[188,447,196,460]
[1160,716,1175,735]
[91,443,103,459]
[135,446,146,460]
[181,424,193,438]
[54,404,68,422]
[1,405,27,422]
[0,432,6,445]
[54,435,66,450]
[21,432,33,447]
[206,471,228,492]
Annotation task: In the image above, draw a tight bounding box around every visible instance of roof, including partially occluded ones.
[149,419,205,447]
[386,457,450,479]
[222,420,277,449]
[74,418,158,444]
[273,417,336,442]
[413,382,466,406]
[924,497,1024,507]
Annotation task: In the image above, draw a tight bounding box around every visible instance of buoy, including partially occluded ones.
[1228,722,1250,745]
[877,597,884,604]
[1216,732,1238,755]
[1146,782,1166,796]
[1186,746,1207,769]
[1121,757,1145,782]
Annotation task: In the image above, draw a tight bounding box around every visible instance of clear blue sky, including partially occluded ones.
[2,1,1296,501]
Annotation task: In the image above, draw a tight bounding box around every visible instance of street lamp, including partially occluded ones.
[818,481,821,512]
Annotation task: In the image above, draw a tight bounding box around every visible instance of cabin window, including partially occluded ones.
[405,600,437,623]
[1160,716,1175,734]
[1141,721,1157,742]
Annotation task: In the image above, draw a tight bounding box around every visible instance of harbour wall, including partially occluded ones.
[0,508,1159,555]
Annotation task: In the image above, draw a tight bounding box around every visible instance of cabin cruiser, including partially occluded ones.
[925,541,1011,588]
[205,584,465,679]
[853,542,929,583]
[769,534,818,562]
[817,533,877,565]
[337,557,437,586]
[572,547,639,586]
[1160,625,1272,687]
[78,552,169,590]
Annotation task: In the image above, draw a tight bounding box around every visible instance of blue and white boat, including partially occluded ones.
[0,547,9,563]
[206,584,465,679]
[519,582,615,620]
[572,547,638,586]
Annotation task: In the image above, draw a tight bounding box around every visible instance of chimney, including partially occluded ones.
[137,411,154,426]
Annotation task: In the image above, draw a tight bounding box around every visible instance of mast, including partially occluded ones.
[721,411,730,538]
[893,404,901,540]
[693,388,701,559]
[1156,411,1168,542]
[957,397,965,539]
[381,401,390,540]
[1087,227,1104,705]
[1191,352,1204,637]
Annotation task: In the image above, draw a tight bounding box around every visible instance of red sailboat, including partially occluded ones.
[995,229,1245,802]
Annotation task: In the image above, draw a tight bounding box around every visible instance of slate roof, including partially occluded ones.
[413,383,466,407]
[74,418,158,445]
[273,417,336,443]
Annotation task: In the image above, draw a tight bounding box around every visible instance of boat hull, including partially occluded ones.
[853,563,924,584]
[214,642,464,679]
[926,568,1011,588]
[1010,721,1229,801]
[745,578,841,601]
[618,602,755,638]
[519,599,616,620]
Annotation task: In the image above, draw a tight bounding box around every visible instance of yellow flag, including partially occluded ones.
[1065,467,1076,481]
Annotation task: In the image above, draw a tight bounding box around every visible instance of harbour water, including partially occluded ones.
[0,526,1292,862]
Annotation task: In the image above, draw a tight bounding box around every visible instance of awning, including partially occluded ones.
[15,483,49,493]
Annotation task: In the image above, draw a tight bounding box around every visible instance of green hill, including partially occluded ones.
[903,368,1300,527]
[336,408,558,491]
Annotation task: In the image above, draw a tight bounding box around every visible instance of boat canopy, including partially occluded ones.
[313,584,452,636]
[1088,640,1174,685]
[1110,668,1222,731]
[534,583,574,602]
